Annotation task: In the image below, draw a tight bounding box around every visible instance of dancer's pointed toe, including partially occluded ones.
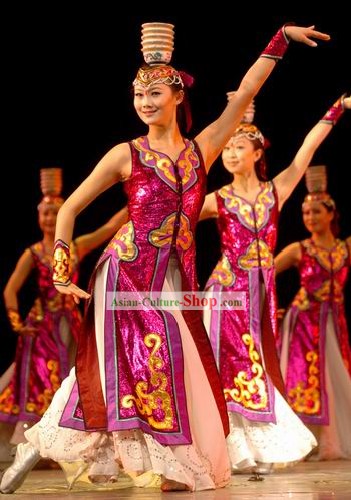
[0,442,40,494]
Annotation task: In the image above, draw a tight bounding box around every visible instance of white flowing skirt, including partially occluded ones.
[227,389,317,470]
[281,310,351,460]
[203,286,317,471]
[25,257,231,491]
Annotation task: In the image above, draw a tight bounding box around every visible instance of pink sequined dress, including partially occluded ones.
[280,238,351,459]
[203,181,316,470]
[25,136,231,491]
[0,242,80,434]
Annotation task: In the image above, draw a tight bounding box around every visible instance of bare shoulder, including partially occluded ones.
[105,142,131,161]
[98,142,132,182]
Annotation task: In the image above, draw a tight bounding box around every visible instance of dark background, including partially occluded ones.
[1,5,350,372]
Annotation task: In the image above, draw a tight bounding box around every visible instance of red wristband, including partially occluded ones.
[261,25,290,61]
[320,94,345,125]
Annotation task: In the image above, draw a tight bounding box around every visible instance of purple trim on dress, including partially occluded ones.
[134,137,200,194]
[150,247,169,292]
[59,381,85,429]
[207,284,221,366]
[226,269,276,423]
[59,253,192,444]
[309,303,329,425]
[107,309,191,445]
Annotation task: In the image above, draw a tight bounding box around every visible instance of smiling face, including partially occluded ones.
[38,204,60,235]
[302,202,334,235]
[133,83,183,129]
[221,136,263,176]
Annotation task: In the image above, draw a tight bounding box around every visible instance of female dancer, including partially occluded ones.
[0,22,330,493]
[275,164,351,460]
[201,95,350,472]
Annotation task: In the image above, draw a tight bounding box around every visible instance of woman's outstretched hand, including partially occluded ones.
[285,25,330,47]
[54,282,91,304]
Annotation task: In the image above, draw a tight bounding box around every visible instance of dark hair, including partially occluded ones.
[252,140,267,181]
[322,202,340,237]
[172,84,192,135]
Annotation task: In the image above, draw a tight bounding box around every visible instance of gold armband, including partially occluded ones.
[6,308,24,333]
[53,239,71,286]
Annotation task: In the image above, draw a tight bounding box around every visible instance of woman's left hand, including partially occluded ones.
[54,282,91,304]
[284,25,330,47]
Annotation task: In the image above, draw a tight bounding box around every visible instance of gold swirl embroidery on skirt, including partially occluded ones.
[224,333,268,410]
[288,350,320,415]
[121,333,174,430]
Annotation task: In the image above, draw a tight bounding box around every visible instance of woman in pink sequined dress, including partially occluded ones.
[0,169,127,451]
[0,22,330,494]
[275,165,351,460]
[200,95,350,473]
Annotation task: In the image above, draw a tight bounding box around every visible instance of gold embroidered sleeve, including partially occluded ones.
[53,239,71,286]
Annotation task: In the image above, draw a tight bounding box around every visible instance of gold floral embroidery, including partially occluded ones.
[313,279,343,303]
[133,137,199,191]
[304,239,348,273]
[238,240,273,270]
[292,287,310,311]
[208,255,235,287]
[288,351,320,415]
[149,213,193,250]
[224,333,268,410]
[148,153,175,183]
[26,360,61,415]
[105,221,138,261]
[178,145,198,185]
[121,333,174,430]
[0,387,20,415]
[218,182,274,231]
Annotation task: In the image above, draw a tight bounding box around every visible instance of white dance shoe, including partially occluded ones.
[0,442,40,494]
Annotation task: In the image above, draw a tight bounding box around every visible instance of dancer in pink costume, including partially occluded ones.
[0,168,127,449]
[276,164,351,460]
[0,22,330,494]
[201,94,350,473]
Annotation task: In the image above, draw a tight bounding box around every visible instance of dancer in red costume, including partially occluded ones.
[0,21,330,494]
[0,168,127,452]
[276,163,351,461]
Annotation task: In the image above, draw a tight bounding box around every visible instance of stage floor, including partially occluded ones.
[0,459,350,499]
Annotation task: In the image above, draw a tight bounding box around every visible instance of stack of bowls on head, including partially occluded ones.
[305,165,327,194]
[141,22,174,65]
[40,168,63,196]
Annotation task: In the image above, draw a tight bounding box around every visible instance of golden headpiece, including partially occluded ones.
[233,123,265,147]
[303,165,335,209]
[134,65,184,89]
[133,22,184,89]
[37,168,64,211]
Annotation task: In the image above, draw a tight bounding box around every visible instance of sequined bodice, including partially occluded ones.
[105,136,206,291]
[206,182,278,289]
[294,238,349,305]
